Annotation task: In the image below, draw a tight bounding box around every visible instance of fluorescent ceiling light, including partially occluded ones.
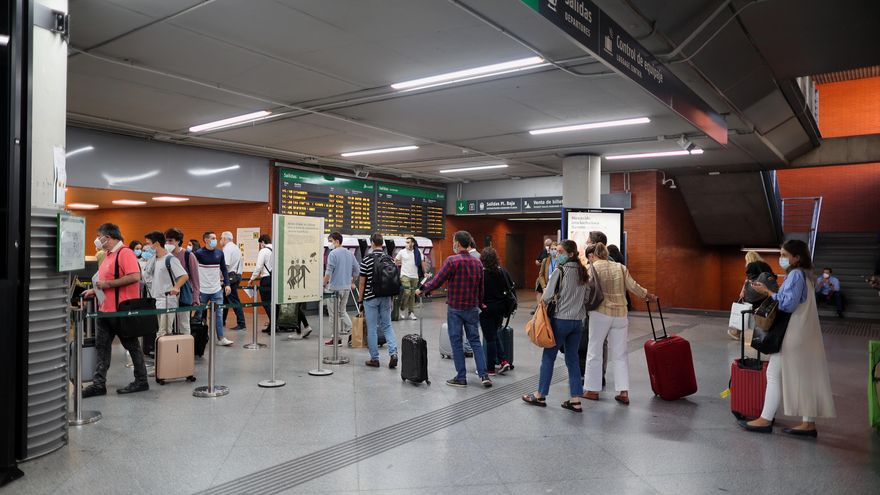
[102,170,160,186]
[740,248,781,253]
[391,57,545,92]
[152,196,190,203]
[189,110,271,133]
[508,217,561,221]
[112,199,147,206]
[0,35,8,46]
[439,164,509,174]
[187,164,240,176]
[68,203,99,210]
[341,145,419,157]
[65,145,94,158]
[605,149,704,160]
[215,181,231,188]
[529,117,651,135]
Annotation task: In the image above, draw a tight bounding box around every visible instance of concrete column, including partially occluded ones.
[562,155,601,208]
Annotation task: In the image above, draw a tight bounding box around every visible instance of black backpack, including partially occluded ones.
[371,252,401,297]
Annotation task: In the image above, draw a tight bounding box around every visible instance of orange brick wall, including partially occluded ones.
[816,76,880,138]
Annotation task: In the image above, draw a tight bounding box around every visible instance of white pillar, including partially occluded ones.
[562,155,601,208]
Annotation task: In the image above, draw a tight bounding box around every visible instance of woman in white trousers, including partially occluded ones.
[582,242,655,405]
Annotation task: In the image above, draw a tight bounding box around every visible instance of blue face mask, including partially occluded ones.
[779,256,790,270]
[208,239,218,249]
[186,245,193,252]
[142,247,155,260]
[557,254,569,265]
[134,249,142,258]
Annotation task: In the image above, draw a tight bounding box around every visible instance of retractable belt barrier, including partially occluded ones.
[84,301,266,319]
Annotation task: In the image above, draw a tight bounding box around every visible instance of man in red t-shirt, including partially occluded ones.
[82,223,149,397]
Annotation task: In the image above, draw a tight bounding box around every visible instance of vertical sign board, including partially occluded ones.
[273,214,324,305]
[236,227,261,272]
[521,0,727,144]
[562,208,624,259]
[56,214,86,272]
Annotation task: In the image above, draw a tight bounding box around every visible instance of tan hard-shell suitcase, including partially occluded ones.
[155,333,196,385]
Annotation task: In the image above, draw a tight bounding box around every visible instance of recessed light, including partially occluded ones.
[112,199,147,206]
[341,145,419,157]
[708,171,721,176]
[189,110,272,133]
[391,57,546,92]
[68,203,99,210]
[529,117,650,135]
[187,164,241,176]
[152,196,190,202]
[439,164,509,174]
[605,149,704,160]
[66,146,94,158]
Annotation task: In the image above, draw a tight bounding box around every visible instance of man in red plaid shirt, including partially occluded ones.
[417,231,492,388]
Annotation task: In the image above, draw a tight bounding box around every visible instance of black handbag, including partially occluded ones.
[114,247,158,338]
[546,267,564,320]
[750,271,806,354]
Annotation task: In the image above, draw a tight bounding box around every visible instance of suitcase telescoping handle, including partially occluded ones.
[645,298,667,341]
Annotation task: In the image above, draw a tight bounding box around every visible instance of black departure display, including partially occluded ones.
[376,182,446,238]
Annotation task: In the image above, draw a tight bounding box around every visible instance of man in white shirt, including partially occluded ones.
[249,235,275,332]
[143,231,189,337]
[220,231,246,330]
[395,236,426,320]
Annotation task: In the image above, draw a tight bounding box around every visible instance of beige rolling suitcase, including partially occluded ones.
[155,309,196,385]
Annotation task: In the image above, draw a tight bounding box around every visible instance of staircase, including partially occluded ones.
[812,232,880,320]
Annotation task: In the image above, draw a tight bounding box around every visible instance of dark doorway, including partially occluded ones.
[505,234,526,289]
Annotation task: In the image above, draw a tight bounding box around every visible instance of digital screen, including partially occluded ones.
[563,208,625,258]
[278,169,375,234]
[376,182,446,238]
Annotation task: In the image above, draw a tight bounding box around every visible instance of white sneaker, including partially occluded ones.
[409,313,418,320]
[302,326,313,338]
[217,337,234,346]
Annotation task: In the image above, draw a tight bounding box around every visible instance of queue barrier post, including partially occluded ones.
[322,291,348,366]
[68,306,101,426]
[243,286,266,350]
[259,297,286,388]
[193,300,230,398]
[310,294,335,376]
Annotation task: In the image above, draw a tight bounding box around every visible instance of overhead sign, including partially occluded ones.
[376,182,445,238]
[523,196,564,211]
[478,198,522,213]
[521,0,728,144]
[456,194,627,215]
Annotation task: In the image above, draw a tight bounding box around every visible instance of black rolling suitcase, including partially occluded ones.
[191,316,209,357]
[401,298,430,385]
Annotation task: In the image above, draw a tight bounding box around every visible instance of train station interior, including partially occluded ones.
[2,1,880,494]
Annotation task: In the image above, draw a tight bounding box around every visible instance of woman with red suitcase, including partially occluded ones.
[739,240,836,437]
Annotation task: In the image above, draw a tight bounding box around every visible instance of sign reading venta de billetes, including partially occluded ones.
[521,0,727,145]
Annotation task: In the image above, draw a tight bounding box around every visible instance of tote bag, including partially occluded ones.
[526,300,556,348]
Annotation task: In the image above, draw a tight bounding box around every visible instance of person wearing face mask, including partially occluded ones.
[740,240,836,437]
[80,223,149,397]
[129,241,145,269]
[164,228,200,336]
[143,231,189,338]
[194,231,233,346]
[324,232,360,345]
[534,241,559,310]
[220,231,247,331]
[815,267,844,318]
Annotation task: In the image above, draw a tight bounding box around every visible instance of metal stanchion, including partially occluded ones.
[194,301,230,397]
[259,296,286,388]
[243,286,266,350]
[68,307,101,426]
[309,295,333,376]
[322,291,349,366]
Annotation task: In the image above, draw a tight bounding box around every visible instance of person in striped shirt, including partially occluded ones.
[195,231,233,346]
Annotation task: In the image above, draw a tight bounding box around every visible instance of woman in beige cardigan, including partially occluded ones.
[582,242,656,405]
[740,239,836,437]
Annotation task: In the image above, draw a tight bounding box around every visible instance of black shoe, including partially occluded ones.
[464,351,474,358]
[233,324,247,330]
[737,419,772,434]
[82,385,107,398]
[481,376,493,388]
[446,378,467,388]
[389,355,398,369]
[117,382,149,394]
[782,427,818,438]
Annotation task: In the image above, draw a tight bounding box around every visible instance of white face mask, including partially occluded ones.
[164,243,175,253]
[823,273,830,279]
[94,237,104,250]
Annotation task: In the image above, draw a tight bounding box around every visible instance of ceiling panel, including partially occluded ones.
[69,0,152,48]
[100,0,205,19]
[66,186,254,210]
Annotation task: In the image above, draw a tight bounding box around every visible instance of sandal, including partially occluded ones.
[614,394,630,405]
[561,400,583,413]
[522,393,547,407]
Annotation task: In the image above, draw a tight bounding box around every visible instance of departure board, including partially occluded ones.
[278,169,375,234]
[376,182,446,238]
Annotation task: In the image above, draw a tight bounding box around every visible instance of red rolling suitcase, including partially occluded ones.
[730,308,768,420]
[643,300,698,400]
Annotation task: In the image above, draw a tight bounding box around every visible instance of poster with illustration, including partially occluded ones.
[273,214,323,304]
[564,208,624,258]
[237,227,261,271]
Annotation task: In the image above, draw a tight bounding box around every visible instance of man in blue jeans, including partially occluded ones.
[418,231,491,388]
[195,231,233,346]
[357,233,399,368]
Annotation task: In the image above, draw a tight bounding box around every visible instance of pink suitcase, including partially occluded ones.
[155,311,196,385]
[643,300,698,400]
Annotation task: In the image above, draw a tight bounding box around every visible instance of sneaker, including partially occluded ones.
[389,355,398,369]
[727,328,742,340]
[217,337,234,346]
[481,376,493,388]
[82,385,106,398]
[409,313,418,320]
[302,326,313,338]
[286,333,303,341]
[365,359,380,367]
[232,324,247,330]
[446,378,467,387]
[487,369,497,377]
[498,361,511,375]
[325,338,343,346]
[117,382,149,394]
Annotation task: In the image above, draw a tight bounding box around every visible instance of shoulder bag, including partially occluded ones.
[546,266,565,320]
[751,270,806,354]
[114,248,159,338]
[584,262,604,312]
[526,300,556,349]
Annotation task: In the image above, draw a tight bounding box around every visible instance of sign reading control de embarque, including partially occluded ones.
[521,0,728,145]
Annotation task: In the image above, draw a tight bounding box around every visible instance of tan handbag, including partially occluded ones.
[526,300,556,348]
[351,313,367,348]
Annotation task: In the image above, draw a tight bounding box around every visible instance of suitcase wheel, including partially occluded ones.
[186,376,196,382]
[401,377,406,382]
[426,379,431,386]
[732,411,745,420]
[156,379,166,385]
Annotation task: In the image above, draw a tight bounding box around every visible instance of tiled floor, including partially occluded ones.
[9,298,880,495]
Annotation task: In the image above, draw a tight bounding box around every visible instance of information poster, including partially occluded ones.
[57,213,86,272]
[563,208,624,257]
[237,227,261,272]
[274,215,323,304]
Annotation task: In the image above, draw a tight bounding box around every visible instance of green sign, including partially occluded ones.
[377,182,445,201]
[280,169,374,192]
[456,200,467,214]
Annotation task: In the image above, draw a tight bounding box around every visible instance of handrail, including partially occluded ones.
[781,196,823,258]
